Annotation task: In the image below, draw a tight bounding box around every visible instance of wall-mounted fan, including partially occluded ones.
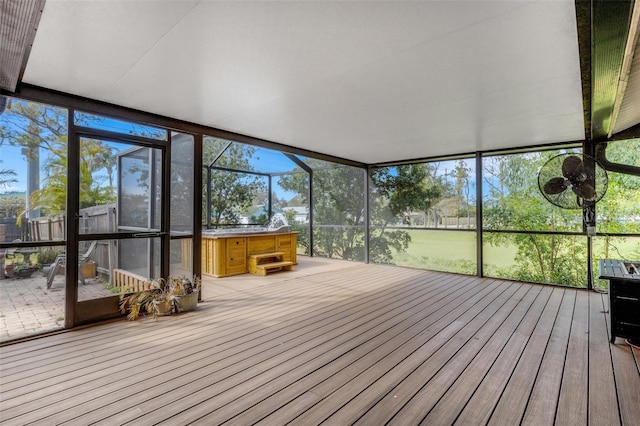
[538,153,608,209]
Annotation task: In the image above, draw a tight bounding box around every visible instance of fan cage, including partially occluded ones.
[537,153,608,210]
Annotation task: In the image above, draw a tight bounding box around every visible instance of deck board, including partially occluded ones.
[152,274,480,425]
[214,276,490,425]
[412,283,543,425]
[520,289,575,426]
[1,258,639,426]
[292,278,508,425]
[555,289,590,425]
[425,285,553,425]
[486,287,565,425]
[352,281,524,425]
[588,292,621,426]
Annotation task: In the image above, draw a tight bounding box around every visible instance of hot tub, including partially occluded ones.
[201,226,297,277]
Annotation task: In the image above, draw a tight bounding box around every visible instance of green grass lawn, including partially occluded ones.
[388,229,639,287]
[390,229,481,274]
[591,235,640,260]
[390,229,521,274]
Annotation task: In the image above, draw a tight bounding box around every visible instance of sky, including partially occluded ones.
[0,143,29,193]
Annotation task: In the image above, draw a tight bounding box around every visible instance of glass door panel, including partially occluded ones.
[78,138,163,235]
[0,97,69,341]
[170,132,195,277]
[118,146,162,232]
[118,237,160,280]
[170,132,194,234]
[170,238,192,277]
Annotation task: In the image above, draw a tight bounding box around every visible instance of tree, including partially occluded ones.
[369,164,444,262]
[202,138,266,227]
[0,168,17,188]
[590,139,640,268]
[596,140,640,234]
[279,162,363,259]
[0,195,24,218]
[453,160,473,227]
[0,99,117,219]
[279,161,444,263]
[419,162,452,227]
[483,145,639,287]
[372,164,441,221]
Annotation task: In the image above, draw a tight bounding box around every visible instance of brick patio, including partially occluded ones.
[0,272,114,342]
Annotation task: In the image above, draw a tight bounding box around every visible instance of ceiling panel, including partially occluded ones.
[23,1,200,98]
[23,0,586,164]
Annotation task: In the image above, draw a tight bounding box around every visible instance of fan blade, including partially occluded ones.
[543,177,567,194]
[572,182,595,200]
[562,155,583,179]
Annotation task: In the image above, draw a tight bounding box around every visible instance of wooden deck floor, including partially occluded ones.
[1,258,639,425]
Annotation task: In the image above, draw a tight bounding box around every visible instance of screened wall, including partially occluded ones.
[201,137,314,255]
[369,145,639,289]
[200,141,368,261]
[369,160,477,274]
[1,91,639,342]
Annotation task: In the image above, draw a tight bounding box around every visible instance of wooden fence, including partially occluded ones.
[28,216,65,241]
[0,218,27,242]
[25,204,118,281]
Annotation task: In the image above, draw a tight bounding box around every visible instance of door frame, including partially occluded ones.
[67,114,171,326]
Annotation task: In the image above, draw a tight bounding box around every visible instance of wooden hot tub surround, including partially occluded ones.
[201,230,298,277]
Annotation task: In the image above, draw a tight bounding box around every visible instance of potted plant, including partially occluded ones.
[119,283,170,320]
[13,262,38,278]
[37,247,60,272]
[170,275,201,313]
[119,275,201,320]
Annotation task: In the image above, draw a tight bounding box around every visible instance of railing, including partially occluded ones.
[111,269,154,292]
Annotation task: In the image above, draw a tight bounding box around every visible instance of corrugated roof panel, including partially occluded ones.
[612,8,640,135]
[0,0,44,92]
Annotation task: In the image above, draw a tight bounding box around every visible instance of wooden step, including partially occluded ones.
[253,261,295,276]
[249,252,286,275]
[248,252,285,262]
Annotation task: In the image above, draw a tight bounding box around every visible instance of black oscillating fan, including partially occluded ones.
[537,153,608,209]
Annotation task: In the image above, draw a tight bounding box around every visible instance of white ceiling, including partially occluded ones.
[23,0,587,164]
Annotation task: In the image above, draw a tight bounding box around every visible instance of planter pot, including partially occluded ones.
[153,300,173,316]
[81,261,96,279]
[175,291,198,312]
[14,267,37,278]
[4,264,14,278]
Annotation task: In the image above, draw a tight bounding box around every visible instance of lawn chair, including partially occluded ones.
[47,241,97,289]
